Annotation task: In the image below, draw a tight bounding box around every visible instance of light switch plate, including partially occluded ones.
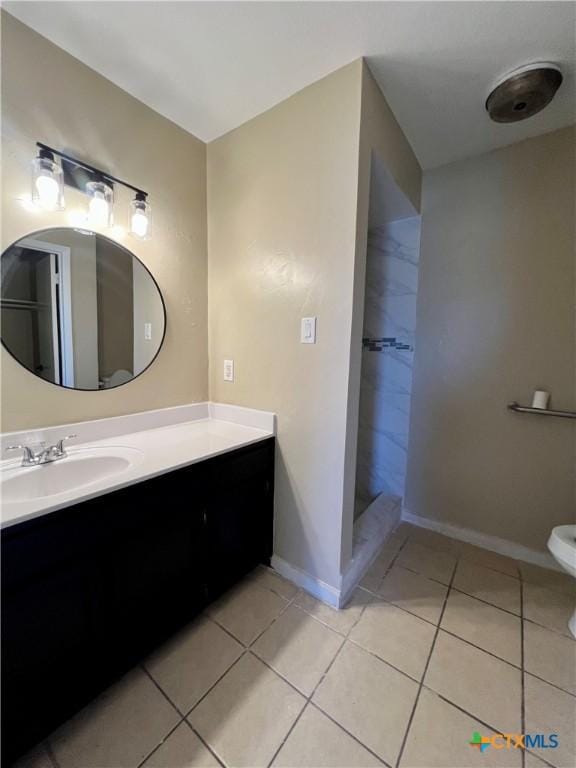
[223,359,234,382]
[301,317,317,344]
[144,323,152,340]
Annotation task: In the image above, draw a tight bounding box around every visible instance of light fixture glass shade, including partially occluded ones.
[86,179,114,228]
[130,194,151,239]
[31,151,64,210]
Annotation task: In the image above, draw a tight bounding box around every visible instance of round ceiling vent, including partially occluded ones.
[486,63,563,123]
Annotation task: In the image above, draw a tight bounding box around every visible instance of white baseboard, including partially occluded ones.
[272,496,403,610]
[402,508,561,571]
[339,496,402,606]
[271,555,341,608]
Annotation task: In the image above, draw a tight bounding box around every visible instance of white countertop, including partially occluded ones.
[1,403,275,529]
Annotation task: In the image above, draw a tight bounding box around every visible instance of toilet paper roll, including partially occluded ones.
[532,390,550,409]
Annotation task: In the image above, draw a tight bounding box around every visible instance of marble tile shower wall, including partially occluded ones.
[355,216,421,514]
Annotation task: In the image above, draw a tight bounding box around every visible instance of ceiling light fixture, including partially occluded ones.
[485,63,563,123]
[30,142,151,238]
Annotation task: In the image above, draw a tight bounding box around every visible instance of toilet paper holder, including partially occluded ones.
[508,402,576,420]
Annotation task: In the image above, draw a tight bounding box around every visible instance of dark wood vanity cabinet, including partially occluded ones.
[1,438,275,764]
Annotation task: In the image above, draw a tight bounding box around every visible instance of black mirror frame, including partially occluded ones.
[1,227,167,392]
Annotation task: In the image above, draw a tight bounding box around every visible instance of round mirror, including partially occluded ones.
[1,228,166,390]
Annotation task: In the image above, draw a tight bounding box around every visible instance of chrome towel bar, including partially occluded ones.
[508,402,576,420]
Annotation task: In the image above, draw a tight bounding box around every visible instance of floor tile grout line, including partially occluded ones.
[149,557,575,768]
[292,600,364,636]
[197,546,562,766]
[430,691,525,748]
[365,559,558,675]
[393,553,456,587]
[519,575,574,596]
[36,548,567,768]
[206,613,251,646]
[455,559,521,581]
[265,701,310,768]
[266,579,381,767]
[287,535,557,767]
[184,650,248,720]
[363,561,572,643]
[308,701,393,768]
[393,555,459,768]
[359,581,445,627]
[522,614,576,641]
[182,719,227,768]
[135,717,187,768]
[177,578,304,759]
[262,590,394,768]
[140,663,186,718]
[524,748,561,768]
[264,636,349,766]
[439,627,522,670]
[399,535,522,580]
[247,588,300,649]
[396,523,572,591]
[245,639,343,701]
[38,572,283,768]
[391,561,523,618]
[523,669,576,699]
[152,574,342,766]
[448,583,522,617]
[345,636,423,686]
[206,576,299,651]
[362,534,411,596]
[138,664,226,768]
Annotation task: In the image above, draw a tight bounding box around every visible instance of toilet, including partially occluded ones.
[547,525,576,638]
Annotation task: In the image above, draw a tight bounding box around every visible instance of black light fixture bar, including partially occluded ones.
[36,142,147,197]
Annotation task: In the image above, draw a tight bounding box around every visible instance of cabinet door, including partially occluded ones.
[97,468,207,668]
[1,558,98,764]
[205,440,274,600]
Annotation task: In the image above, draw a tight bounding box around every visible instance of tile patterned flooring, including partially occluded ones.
[15,524,576,768]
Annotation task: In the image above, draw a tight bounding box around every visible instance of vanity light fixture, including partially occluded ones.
[31,142,151,238]
[130,191,151,239]
[31,146,65,211]
[86,176,114,228]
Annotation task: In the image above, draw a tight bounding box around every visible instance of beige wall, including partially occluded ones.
[1,13,208,431]
[96,239,133,379]
[405,127,575,552]
[208,59,421,589]
[133,257,166,376]
[208,61,363,588]
[341,62,421,568]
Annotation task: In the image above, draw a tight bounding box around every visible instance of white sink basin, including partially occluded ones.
[1,446,144,503]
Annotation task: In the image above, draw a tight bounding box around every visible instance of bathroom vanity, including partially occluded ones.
[1,404,275,763]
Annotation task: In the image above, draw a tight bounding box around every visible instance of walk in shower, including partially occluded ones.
[354,159,421,522]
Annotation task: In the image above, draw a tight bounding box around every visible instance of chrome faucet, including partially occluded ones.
[6,435,77,467]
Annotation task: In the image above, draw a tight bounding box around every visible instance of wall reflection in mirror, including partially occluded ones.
[1,228,166,390]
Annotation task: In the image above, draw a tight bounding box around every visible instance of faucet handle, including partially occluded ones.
[6,445,36,464]
[55,434,77,453]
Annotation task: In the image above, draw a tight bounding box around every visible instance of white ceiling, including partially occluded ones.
[5,1,576,168]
